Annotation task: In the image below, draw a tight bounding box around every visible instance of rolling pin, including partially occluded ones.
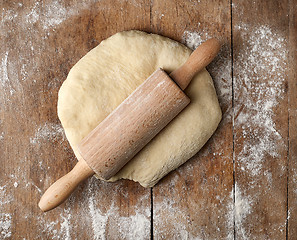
[39,38,220,212]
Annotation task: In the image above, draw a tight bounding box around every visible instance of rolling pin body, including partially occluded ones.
[78,69,190,180]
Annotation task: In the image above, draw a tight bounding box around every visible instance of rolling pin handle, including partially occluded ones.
[170,38,221,90]
[38,159,94,212]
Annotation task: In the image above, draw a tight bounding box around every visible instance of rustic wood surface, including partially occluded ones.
[288,0,297,238]
[0,0,296,239]
[232,0,291,239]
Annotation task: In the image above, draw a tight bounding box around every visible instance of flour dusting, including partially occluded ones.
[0,213,12,239]
[88,196,110,240]
[234,24,287,178]
[88,192,150,239]
[1,2,153,238]
[235,184,253,239]
[154,172,234,239]
[0,132,4,140]
[25,1,40,25]
[182,30,206,50]
[38,208,72,239]
[225,189,235,240]
[0,49,22,98]
[30,122,65,144]
[118,208,151,239]
[42,1,67,30]
[233,24,288,238]
[0,51,15,97]
[23,0,99,31]
[154,195,203,240]
[0,185,13,206]
[0,51,9,88]
[59,210,72,240]
[0,185,13,239]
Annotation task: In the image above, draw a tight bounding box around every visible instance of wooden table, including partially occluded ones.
[1,0,296,239]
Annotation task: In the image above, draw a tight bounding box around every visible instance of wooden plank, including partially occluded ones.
[150,0,234,239]
[232,0,289,238]
[0,0,151,239]
[2,0,295,239]
[288,0,297,238]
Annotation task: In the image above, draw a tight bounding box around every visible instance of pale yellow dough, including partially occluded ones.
[58,31,222,187]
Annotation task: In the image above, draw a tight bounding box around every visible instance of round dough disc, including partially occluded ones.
[58,30,222,187]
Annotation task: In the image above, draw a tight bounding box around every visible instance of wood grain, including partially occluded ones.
[232,0,290,238]
[288,0,297,238]
[1,0,151,239]
[1,0,296,239]
[150,0,234,239]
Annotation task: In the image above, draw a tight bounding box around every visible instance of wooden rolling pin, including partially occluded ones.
[39,38,220,212]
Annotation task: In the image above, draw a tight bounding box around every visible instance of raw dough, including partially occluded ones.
[58,30,222,187]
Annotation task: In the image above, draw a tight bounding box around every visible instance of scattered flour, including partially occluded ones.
[153,27,233,237]
[2,2,152,239]
[234,184,252,239]
[88,197,110,240]
[189,0,201,3]
[287,210,291,221]
[153,195,203,240]
[182,30,206,50]
[0,48,23,98]
[0,185,13,206]
[0,186,13,239]
[2,1,99,31]
[38,208,72,239]
[154,172,234,239]
[30,122,65,144]
[1,9,18,22]
[1,1,291,239]
[0,51,17,97]
[25,1,67,30]
[225,189,235,240]
[182,25,288,239]
[0,51,9,88]
[41,2,67,30]
[233,24,288,238]
[59,210,72,240]
[0,132,4,140]
[234,24,287,178]
[0,213,12,239]
[0,0,101,99]
[117,210,150,239]
[87,188,150,240]
[292,168,297,196]
[25,1,39,25]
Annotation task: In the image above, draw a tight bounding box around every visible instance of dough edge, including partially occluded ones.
[57,30,222,188]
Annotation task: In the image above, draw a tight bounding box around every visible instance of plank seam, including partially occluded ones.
[286,0,293,239]
[230,0,236,239]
